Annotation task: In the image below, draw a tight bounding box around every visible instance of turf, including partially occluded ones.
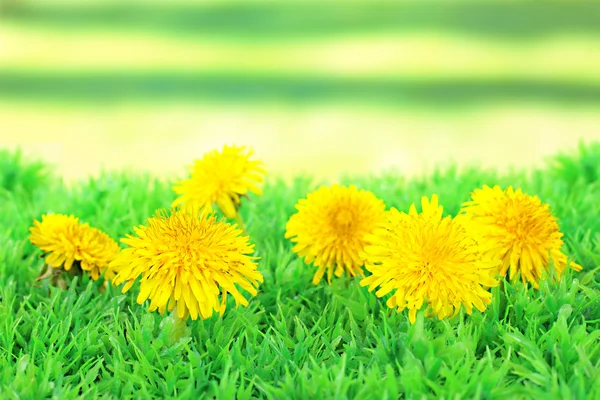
[1,143,600,399]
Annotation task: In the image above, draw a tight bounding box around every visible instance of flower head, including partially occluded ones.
[285,184,386,285]
[29,214,119,280]
[172,145,266,219]
[360,195,498,324]
[109,208,263,321]
[461,185,582,288]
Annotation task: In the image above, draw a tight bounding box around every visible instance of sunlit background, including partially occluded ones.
[1,0,599,182]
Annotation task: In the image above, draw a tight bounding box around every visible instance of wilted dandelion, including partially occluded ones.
[361,195,498,324]
[109,208,263,321]
[172,145,266,224]
[461,185,582,288]
[285,184,386,284]
[29,214,119,285]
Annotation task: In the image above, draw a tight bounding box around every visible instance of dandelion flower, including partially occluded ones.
[285,184,386,285]
[461,185,582,288]
[172,145,266,219]
[109,208,263,321]
[360,195,498,324]
[29,214,119,280]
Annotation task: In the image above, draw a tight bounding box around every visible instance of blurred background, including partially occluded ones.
[1,0,599,182]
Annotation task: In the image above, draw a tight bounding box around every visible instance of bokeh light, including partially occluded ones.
[1,0,599,181]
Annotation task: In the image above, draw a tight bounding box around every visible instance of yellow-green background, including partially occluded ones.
[1,0,599,182]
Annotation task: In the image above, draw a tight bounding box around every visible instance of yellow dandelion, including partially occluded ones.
[360,195,499,324]
[172,145,266,219]
[285,184,386,285]
[29,214,119,280]
[109,208,263,321]
[461,185,582,288]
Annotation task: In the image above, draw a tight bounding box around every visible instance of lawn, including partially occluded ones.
[0,143,599,399]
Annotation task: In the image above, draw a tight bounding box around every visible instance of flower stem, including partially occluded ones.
[234,213,247,235]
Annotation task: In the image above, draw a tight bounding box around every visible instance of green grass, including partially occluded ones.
[1,143,600,399]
